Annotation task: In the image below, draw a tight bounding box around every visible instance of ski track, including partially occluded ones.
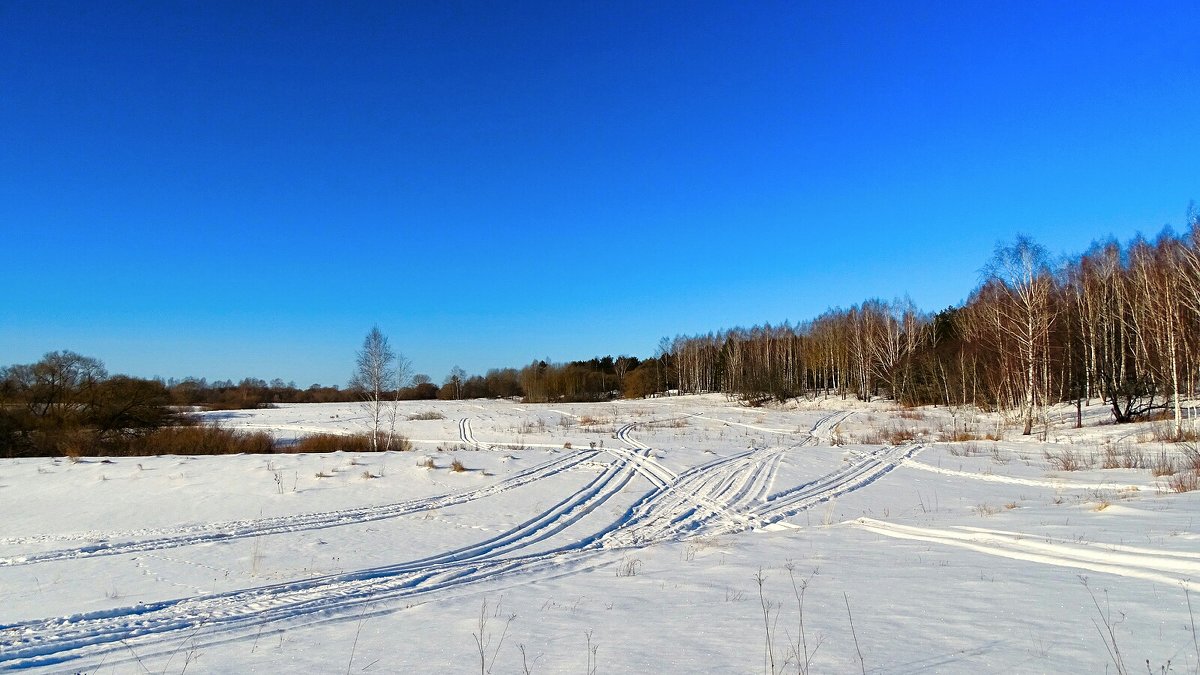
[0,412,911,670]
[1,444,652,669]
[0,448,599,568]
[458,418,483,449]
[751,444,924,525]
[852,518,1200,592]
[1,414,613,560]
[900,459,1154,491]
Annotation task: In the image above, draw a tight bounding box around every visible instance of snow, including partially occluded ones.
[2,395,1198,673]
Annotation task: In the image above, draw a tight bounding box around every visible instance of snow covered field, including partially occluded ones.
[2,395,1198,673]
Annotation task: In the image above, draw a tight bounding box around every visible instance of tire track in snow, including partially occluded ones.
[605,446,674,489]
[615,423,651,450]
[805,410,855,446]
[602,444,801,546]
[458,418,483,449]
[604,412,889,542]
[0,449,599,568]
[851,518,1200,592]
[0,449,655,669]
[0,413,911,670]
[900,459,1153,491]
[954,525,1200,562]
[749,445,923,525]
[27,440,761,666]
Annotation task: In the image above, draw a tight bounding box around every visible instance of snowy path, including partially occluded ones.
[852,518,1200,591]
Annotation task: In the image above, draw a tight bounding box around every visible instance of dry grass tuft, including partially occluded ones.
[1045,449,1092,471]
[947,442,981,457]
[1183,445,1200,473]
[938,430,980,442]
[1102,444,1147,469]
[857,430,884,445]
[1150,451,1177,477]
[1149,422,1200,443]
[450,458,467,473]
[973,503,1000,517]
[1167,471,1198,493]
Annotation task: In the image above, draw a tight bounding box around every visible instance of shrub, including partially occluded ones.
[937,430,980,442]
[857,430,884,445]
[293,433,373,453]
[292,432,411,453]
[1167,471,1198,493]
[1149,422,1200,443]
[450,458,466,472]
[1150,451,1177,477]
[407,411,445,421]
[1183,445,1200,472]
[1045,449,1091,471]
[123,425,276,456]
[886,426,917,444]
[1101,444,1146,469]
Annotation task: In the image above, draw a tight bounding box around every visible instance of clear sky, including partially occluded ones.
[2,1,1198,386]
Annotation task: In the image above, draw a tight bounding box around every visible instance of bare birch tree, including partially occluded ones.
[984,236,1059,435]
[350,326,406,451]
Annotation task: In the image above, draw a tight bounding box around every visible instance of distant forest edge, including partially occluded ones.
[3,205,1199,457]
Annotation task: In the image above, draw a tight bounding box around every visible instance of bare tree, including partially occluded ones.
[983,236,1059,435]
[613,356,634,391]
[350,326,401,451]
[446,366,467,400]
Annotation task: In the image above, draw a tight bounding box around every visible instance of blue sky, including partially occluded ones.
[2,1,1198,386]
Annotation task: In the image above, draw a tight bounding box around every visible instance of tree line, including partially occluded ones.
[660,210,1200,438]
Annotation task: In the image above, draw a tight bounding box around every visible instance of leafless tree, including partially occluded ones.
[350,326,407,451]
[982,236,1059,435]
[446,366,467,400]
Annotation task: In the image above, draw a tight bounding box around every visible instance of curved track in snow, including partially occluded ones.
[852,518,1200,592]
[0,412,913,670]
[0,448,599,568]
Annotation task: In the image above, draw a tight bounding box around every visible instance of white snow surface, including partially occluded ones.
[1,395,1198,673]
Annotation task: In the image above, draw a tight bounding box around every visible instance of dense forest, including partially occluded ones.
[4,209,1198,457]
[662,216,1200,440]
